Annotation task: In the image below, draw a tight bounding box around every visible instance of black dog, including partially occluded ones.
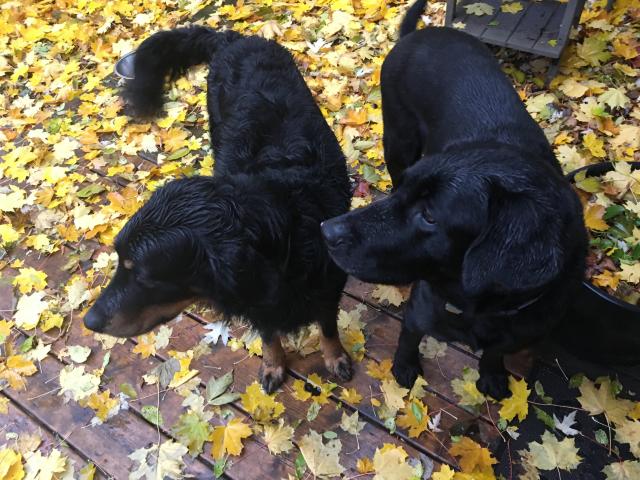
[84,27,353,393]
[321,1,587,399]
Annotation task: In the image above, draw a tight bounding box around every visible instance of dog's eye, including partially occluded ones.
[422,208,436,225]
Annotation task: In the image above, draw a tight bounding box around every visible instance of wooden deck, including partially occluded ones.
[446,0,585,58]
[2,146,639,477]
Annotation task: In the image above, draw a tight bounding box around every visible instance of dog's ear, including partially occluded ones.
[462,179,565,297]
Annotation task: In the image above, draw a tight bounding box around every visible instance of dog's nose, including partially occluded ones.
[83,307,105,333]
[321,219,349,248]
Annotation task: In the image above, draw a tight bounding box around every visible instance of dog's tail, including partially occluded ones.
[124,26,241,117]
[399,0,428,37]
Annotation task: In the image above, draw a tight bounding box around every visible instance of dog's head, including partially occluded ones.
[322,150,585,297]
[83,176,249,337]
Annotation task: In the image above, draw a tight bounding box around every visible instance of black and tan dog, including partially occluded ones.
[321,0,587,399]
[84,27,353,392]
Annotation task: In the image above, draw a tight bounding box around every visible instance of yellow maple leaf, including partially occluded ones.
[246,337,262,356]
[0,224,20,245]
[578,378,634,426]
[0,448,24,480]
[583,133,607,158]
[0,320,13,340]
[449,436,497,475]
[366,358,393,381]
[340,327,366,361]
[240,381,285,423]
[499,376,530,422]
[616,419,640,458]
[12,267,48,294]
[501,2,523,13]
[372,444,415,480]
[381,379,409,414]
[629,402,640,421]
[432,464,455,480]
[592,270,620,290]
[0,355,38,390]
[340,387,363,404]
[0,186,28,213]
[292,378,313,402]
[396,399,430,438]
[371,285,407,307]
[298,430,345,478]
[583,204,609,231]
[451,367,486,408]
[559,78,588,98]
[356,456,374,473]
[262,420,294,455]
[133,333,157,359]
[83,389,119,421]
[13,292,48,330]
[619,263,640,284]
[210,418,253,459]
[0,396,8,415]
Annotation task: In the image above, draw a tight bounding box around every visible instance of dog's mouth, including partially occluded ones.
[84,299,195,338]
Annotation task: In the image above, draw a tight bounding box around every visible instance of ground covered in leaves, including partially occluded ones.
[1,0,639,479]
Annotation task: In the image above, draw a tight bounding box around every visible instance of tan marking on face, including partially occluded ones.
[123,259,134,269]
[102,298,195,337]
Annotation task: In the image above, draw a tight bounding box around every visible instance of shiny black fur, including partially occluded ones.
[84,27,351,390]
[321,2,587,399]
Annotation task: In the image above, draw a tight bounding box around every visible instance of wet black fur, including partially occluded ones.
[85,27,351,377]
[321,1,588,399]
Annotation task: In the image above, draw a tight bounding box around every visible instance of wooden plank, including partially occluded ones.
[151,310,446,472]
[505,1,558,53]
[451,0,502,37]
[0,396,105,479]
[480,1,532,48]
[8,256,298,479]
[2,353,212,479]
[530,2,567,58]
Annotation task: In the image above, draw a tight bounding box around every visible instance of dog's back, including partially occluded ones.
[383,24,555,167]
[126,27,348,197]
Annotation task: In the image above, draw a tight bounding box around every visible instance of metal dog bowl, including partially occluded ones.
[115,51,136,80]
[557,161,640,365]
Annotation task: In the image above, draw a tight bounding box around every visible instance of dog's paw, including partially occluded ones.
[476,372,509,400]
[325,352,353,382]
[392,358,422,389]
[259,364,285,394]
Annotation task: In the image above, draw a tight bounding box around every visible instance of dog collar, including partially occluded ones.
[445,290,546,317]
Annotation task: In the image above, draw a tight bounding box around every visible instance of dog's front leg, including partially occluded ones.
[476,347,509,400]
[392,321,423,388]
[318,308,353,382]
[259,334,286,393]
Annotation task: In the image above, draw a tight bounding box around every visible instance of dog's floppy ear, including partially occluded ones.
[462,179,564,297]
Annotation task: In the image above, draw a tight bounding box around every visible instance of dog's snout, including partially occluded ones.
[83,307,105,333]
[321,219,350,247]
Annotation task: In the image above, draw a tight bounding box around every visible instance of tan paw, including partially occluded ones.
[259,364,285,393]
[325,352,353,382]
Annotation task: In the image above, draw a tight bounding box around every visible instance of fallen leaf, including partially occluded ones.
[499,376,530,422]
[298,430,344,479]
[527,431,581,471]
[263,420,295,455]
[210,417,253,459]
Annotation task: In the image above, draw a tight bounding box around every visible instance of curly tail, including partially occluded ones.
[399,0,428,37]
[123,26,241,117]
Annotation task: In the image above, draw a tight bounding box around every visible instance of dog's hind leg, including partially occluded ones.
[259,334,286,393]
[318,306,353,382]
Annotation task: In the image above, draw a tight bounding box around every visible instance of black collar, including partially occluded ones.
[445,290,546,318]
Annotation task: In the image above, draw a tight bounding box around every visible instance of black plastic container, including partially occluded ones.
[558,162,640,365]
